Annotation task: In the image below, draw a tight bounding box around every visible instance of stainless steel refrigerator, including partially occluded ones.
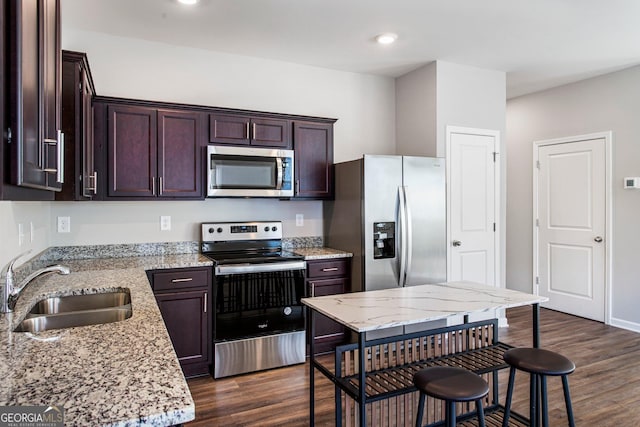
[324,154,446,296]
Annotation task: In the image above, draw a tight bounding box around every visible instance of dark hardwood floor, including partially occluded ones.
[187,307,640,426]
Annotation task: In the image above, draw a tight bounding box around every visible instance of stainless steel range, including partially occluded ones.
[201,221,307,378]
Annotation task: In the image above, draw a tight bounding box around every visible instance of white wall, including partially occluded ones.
[49,199,321,246]
[506,64,640,328]
[395,62,437,156]
[0,202,51,268]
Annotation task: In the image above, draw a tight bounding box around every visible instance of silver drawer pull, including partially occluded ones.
[204,292,207,313]
[321,267,339,272]
[171,278,193,283]
[258,323,268,329]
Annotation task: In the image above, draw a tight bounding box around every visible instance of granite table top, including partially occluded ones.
[0,254,212,427]
[302,281,548,333]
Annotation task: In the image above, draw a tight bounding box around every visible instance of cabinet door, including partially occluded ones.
[251,118,291,148]
[7,0,62,191]
[209,114,250,145]
[155,289,209,367]
[107,105,157,197]
[40,0,62,191]
[157,109,204,198]
[309,277,347,353]
[293,121,333,199]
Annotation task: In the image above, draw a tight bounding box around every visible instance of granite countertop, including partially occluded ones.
[302,281,548,332]
[290,247,352,260]
[0,254,212,427]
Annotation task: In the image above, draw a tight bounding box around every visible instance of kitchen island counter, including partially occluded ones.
[0,254,212,427]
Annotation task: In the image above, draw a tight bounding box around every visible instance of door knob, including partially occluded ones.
[452,240,462,247]
[594,236,603,243]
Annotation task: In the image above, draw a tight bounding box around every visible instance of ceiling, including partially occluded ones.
[62,0,640,98]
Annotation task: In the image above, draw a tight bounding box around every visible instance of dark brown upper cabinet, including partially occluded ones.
[209,114,291,148]
[56,50,96,200]
[6,0,63,193]
[100,102,205,200]
[293,121,334,199]
[157,109,204,198]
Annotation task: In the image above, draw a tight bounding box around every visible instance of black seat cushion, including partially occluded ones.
[504,348,575,376]
[413,366,489,402]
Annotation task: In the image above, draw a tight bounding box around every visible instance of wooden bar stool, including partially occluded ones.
[502,348,576,427]
[413,366,489,427]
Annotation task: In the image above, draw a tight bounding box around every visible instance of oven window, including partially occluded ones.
[214,270,306,341]
[211,155,276,189]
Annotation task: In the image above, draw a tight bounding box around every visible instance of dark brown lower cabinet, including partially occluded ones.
[149,267,212,378]
[307,258,351,354]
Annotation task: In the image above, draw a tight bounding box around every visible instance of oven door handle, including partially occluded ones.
[215,260,306,275]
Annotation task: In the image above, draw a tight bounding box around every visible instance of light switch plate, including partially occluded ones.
[296,214,304,227]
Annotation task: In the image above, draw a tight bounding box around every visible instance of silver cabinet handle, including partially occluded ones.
[203,292,207,313]
[57,131,64,183]
[42,130,64,183]
[252,123,256,140]
[310,282,315,297]
[296,179,300,194]
[86,171,98,194]
[452,240,462,247]
[159,177,163,196]
[246,122,250,139]
[594,236,603,243]
[152,177,156,195]
[171,278,193,283]
[321,267,338,272]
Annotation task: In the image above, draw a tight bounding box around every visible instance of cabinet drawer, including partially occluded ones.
[307,259,349,278]
[152,268,210,292]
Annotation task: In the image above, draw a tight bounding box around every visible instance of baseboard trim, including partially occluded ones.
[609,317,640,334]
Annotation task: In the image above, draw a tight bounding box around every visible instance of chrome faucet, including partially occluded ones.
[1,251,70,313]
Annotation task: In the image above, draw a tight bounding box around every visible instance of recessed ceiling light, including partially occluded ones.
[375,33,398,45]
[177,0,198,5]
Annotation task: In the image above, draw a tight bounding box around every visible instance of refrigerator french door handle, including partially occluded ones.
[403,186,413,286]
[398,186,408,287]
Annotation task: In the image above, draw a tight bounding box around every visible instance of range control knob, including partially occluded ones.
[272,226,278,232]
[208,228,215,234]
[217,227,223,233]
[264,226,270,232]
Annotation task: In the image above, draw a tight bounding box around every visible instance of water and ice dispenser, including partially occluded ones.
[373,222,395,259]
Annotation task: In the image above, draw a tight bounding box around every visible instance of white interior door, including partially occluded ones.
[536,137,606,321]
[447,127,499,287]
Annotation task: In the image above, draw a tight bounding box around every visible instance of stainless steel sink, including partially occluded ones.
[13,290,132,333]
[27,291,131,315]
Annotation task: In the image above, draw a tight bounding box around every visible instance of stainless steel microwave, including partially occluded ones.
[207,146,294,197]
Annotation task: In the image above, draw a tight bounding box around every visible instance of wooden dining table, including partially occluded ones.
[302,281,548,426]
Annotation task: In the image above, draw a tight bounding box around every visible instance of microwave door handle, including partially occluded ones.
[276,157,283,190]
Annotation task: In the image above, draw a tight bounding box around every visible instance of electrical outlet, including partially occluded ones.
[57,216,71,233]
[296,214,304,227]
[160,216,171,231]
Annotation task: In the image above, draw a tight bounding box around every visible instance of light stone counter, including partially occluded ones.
[302,280,548,332]
[289,247,352,260]
[0,254,212,427]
